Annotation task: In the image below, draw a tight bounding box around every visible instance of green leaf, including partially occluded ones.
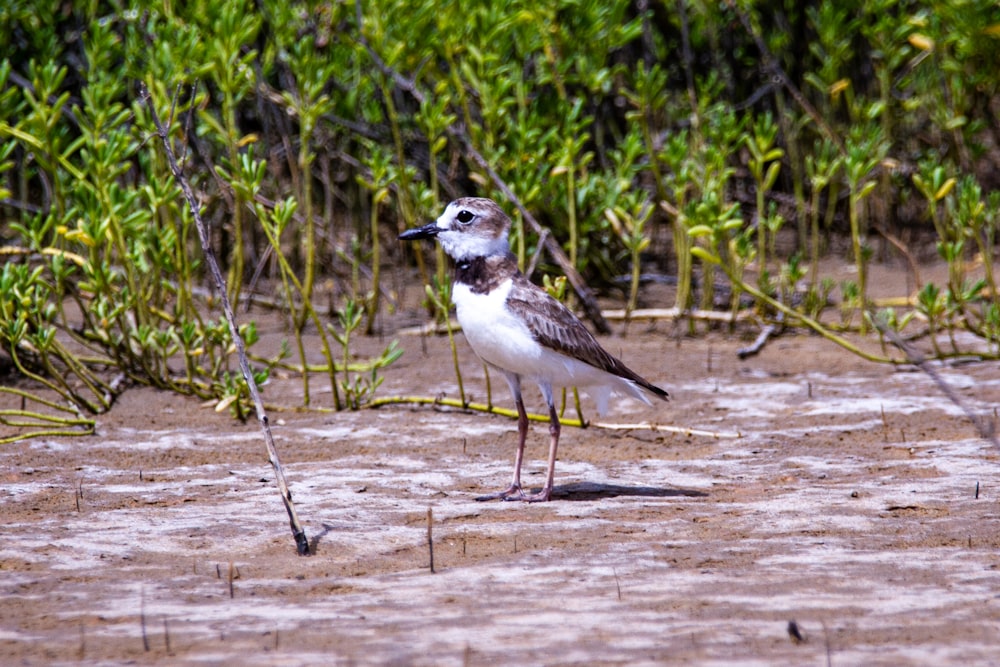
[763,162,782,192]
[858,181,877,199]
[687,224,714,237]
[763,148,784,162]
[690,247,721,264]
[934,178,956,201]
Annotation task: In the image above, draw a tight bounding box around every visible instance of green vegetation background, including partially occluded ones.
[2,0,999,439]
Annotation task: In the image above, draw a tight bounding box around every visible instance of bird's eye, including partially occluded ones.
[456,210,474,224]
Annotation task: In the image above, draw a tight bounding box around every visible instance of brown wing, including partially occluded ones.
[505,273,668,400]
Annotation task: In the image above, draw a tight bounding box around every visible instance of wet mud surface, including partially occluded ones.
[3,264,1000,665]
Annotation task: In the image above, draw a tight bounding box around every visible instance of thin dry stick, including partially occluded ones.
[140,588,149,652]
[140,82,310,556]
[878,322,1000,452]
[873,225,923,291]
[738,312,785,359]
[427,507,435,573]
[737,323,779,359]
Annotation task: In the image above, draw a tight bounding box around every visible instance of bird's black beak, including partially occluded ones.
[398,222,440,241]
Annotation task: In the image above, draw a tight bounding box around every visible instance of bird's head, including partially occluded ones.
[399,198,511,261]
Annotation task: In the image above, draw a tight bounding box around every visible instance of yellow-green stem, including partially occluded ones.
[224,92,244,309]
[627,245,641,320]
[566,164,577,268]
[257,204,342,409]
[719,260,894,364]
[809,186,822,286]
[366,198,381,333]
[444,315,466,406]
[848,191,868,334]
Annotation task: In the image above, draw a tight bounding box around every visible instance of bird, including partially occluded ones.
[399,197,669,502]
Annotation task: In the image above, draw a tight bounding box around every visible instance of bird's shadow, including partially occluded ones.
[546,481,708,501]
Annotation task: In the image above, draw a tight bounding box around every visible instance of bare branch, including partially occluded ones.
[876,321,999,452]
[139,81,311,556]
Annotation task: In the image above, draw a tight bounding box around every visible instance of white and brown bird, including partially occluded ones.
[400,197,668,502]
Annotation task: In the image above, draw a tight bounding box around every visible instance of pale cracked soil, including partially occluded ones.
[2,261,1000,666]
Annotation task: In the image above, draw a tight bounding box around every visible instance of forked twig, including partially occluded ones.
[139,82,310,556]
[737,312,786,359]
[873,224,923,290]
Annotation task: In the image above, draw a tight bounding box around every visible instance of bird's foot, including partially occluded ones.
[475,484,524,502]
[520,487,552,503]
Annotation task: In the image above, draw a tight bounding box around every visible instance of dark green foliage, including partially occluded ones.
[2,0,999,435]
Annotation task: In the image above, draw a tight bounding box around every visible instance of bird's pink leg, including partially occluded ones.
[475,384,528,501]
[522,402,560,502]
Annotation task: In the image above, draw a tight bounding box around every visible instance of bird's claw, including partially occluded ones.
[475,484,552,502]
[520,489,552,503]
[475,484,524,502]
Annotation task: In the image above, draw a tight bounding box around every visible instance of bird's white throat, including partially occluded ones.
[433,220,510,261]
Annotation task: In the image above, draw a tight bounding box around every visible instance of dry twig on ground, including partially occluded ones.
[140,82,311,556]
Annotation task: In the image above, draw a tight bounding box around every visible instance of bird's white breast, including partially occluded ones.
[452,277,632,402]
[452,279,539,375]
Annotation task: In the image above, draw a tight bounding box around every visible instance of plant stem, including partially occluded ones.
[715,257,896,364]
[849,190,868,334]
[366,196,381,334]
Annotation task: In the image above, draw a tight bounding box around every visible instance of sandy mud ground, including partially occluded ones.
[2,260,1000,666]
